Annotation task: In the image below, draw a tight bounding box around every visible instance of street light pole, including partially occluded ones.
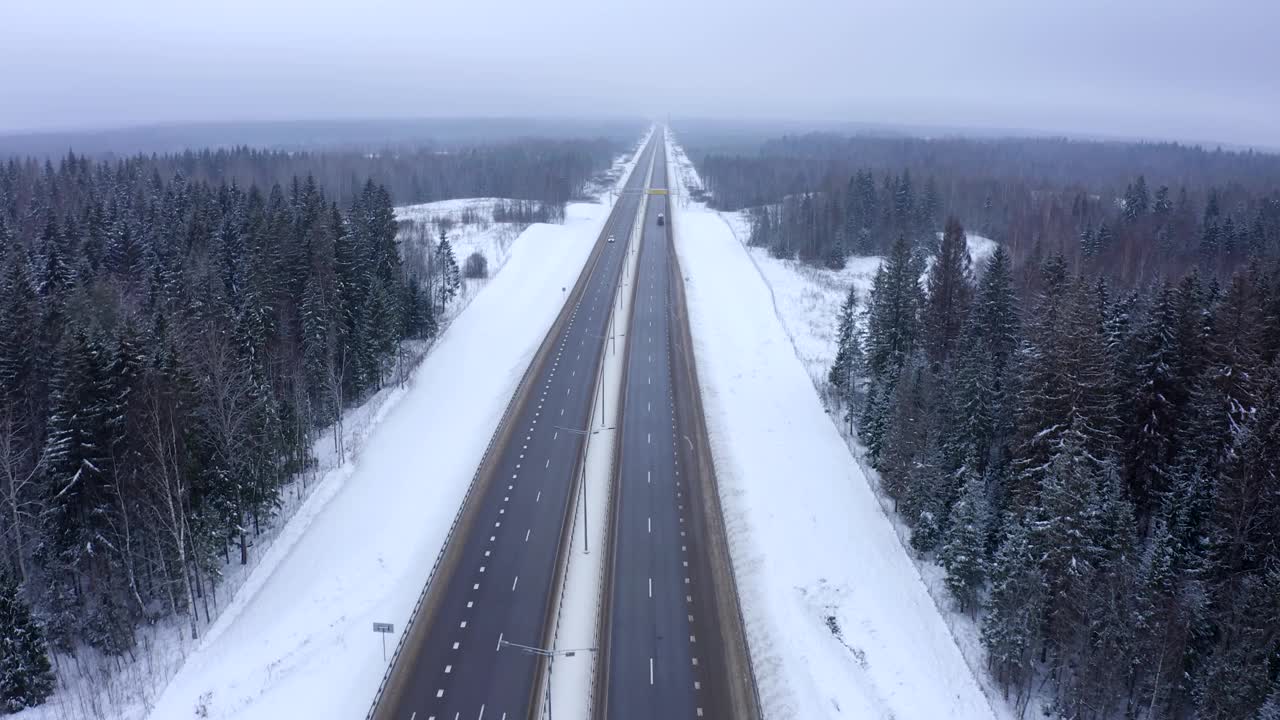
[497,639,598,720]
[554,424,614,554]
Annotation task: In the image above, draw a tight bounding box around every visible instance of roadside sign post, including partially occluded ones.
[373,622,395,661]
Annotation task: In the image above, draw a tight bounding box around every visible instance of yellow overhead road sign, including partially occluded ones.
[647,189,668,195]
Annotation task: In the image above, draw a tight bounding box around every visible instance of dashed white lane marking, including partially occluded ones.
[525,529,531,542]
[436,689,444,698]
[649,577,653,597]
[478,704,486,720]
[648,517,651,533]
[453,641,460,649]
[647,470,651,483]
[496,632,504,651]
[650,657,655,685]
[460,620,467,628]
[545,458,550,468]
[512,576,519,591]
[536,491,541,502]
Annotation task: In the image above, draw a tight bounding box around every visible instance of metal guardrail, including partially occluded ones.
[363,135,654,720]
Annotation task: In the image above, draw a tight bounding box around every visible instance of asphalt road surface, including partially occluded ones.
[375,136,659,720]
[600,135,736,719]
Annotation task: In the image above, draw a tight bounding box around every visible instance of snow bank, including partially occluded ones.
[667,130,997,720]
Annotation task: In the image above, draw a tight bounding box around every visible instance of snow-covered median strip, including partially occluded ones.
[665,129,996,720]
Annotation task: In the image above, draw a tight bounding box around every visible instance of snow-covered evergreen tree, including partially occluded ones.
[982,517,1044,701]
[0,573,53,712]
[922,217,972,363]
[435,233,461,313]
[941,466,988,614]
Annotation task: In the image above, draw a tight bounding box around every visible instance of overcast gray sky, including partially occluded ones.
[2,0,1277,147]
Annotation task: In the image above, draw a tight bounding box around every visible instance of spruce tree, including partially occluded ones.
[0,574,54,712]
[435,233,461,314]
[952,245,1017,472]
[982,517,1044,698]
[1125,281,1185,519]
[922,217,973,363]
[941,466,988,614]
[40,328,113,649]
[828,286,859,396]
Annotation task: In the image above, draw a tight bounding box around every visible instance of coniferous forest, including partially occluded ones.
[695,132,1280,719]
[0,140,616,712]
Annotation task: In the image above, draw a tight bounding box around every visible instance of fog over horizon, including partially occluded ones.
[3,0,1278,148]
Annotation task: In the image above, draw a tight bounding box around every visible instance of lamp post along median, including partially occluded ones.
[497,639,598,720]
[554,424,614,554]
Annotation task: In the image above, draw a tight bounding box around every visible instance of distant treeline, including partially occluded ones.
[690,132,1280,283]
[1,137,623,245]
[0,117,644,158]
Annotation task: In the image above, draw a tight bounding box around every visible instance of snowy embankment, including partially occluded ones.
[710,212,996,391]
[130,145,646,720]
[666,130,999,720]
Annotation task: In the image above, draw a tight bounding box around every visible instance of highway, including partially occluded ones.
[373,135,659,720]
[598,134,748,719]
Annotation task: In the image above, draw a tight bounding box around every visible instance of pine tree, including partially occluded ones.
[982,517,1044,702]
[0,573,54,712]
[905,438,948,554]
[1124,175,1150,221]
[941,466,988,614]
[0,248,36,410]
[1200,190,1222,261]
[1011,269,1117,510]
[952,246,1017,472]
[435,233,461,314]
[828,286,859,396]
[1095,221,1114,257]
[922,217,973,363]
[864,234,920,381]
[1080,224,1096,261]
[39,328,113,649]
[1125,281,1185,520]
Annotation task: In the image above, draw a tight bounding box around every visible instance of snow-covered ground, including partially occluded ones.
[714,212,996,391]
[666,129,1002,720]
[397,198,523,269]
